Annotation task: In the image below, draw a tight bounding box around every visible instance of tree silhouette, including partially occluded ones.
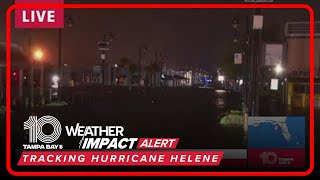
[129,63,138,86]
[119,57,130,87]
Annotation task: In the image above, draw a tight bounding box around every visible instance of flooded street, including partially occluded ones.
[11,88,246,151]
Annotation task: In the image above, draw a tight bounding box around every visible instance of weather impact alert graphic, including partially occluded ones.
[19,115,223,166]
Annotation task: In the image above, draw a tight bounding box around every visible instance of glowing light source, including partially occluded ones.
[239,79,243,85]
[52,75,59,84]
[34,49,43,61]
[274,64,283,74]
[218,75,225,82]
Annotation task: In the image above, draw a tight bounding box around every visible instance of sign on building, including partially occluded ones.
[82,73,102,84]
[234,53,243,64]
[98,41,110,51]
[264,43,284,66]
[270,78,279,90]
[253,15,264,30]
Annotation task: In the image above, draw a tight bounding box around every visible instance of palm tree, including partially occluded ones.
[149,63,161,87]
[129,63,138,88]
[145,64,152,87]
[119,57,130,86]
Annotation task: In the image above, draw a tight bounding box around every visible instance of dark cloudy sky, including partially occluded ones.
[1,0,319,72]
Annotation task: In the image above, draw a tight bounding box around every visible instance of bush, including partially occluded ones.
[220,110,243,127]
[45,101,68,107]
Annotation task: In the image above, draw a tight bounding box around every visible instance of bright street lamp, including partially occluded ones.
[239,79,243,85]
[218,75,225,82]
[34,49,43,61]
[52,75,60,84]
[51,75,59,90]
[274,64,284,75]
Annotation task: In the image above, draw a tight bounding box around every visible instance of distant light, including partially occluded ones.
[52,75,59,84]
[218,75,225,82]
[64,64,68,67]
[215,89,226,94]
[114,64,118,68]
[13,72,16,76]
[239,79,243,85]
[24,76,27,80]
[161,74,165,79]
[275,64,284,74]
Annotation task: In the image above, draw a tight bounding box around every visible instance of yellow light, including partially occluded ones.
[34,50,43,61]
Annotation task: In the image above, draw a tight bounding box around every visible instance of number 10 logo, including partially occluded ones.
[24,115,62,144]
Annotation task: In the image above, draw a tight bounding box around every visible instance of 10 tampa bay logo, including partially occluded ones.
[23,115,63,150]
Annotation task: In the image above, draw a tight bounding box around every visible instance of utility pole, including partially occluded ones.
[251,8,263,116]
[98,32,114,86]
[58,29,62,84]
[138,47,142,87]
[28,33,34,109]
[57,15,73,96]
[101,34,107,86]
[40,61,45,105]
[154,52,158,87]
[243,15,250,106]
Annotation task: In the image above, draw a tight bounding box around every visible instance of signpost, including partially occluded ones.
[234,53,243,64]
[270,78,279,90]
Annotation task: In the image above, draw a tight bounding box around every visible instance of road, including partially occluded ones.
[2,87,317,173]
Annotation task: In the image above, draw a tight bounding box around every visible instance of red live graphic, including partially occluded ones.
[18,151,224,166]
[15,0,64,28]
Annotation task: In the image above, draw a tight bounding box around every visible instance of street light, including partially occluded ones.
[99,32,115,86]
[33,49,45,105]
[232,17,240,43]
[218,75,225,82]
[58,15,74,88]
[274,64,284,75]
[52,75,59,84]
[51,75,59,101]
[34,50,43,60]
[232,17,240,29]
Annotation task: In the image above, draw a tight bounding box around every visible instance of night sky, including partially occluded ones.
[0,0,319,72]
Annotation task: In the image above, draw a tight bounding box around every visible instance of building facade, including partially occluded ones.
[284,21,320,108]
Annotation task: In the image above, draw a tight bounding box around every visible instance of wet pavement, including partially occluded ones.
[11,88,246,150]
